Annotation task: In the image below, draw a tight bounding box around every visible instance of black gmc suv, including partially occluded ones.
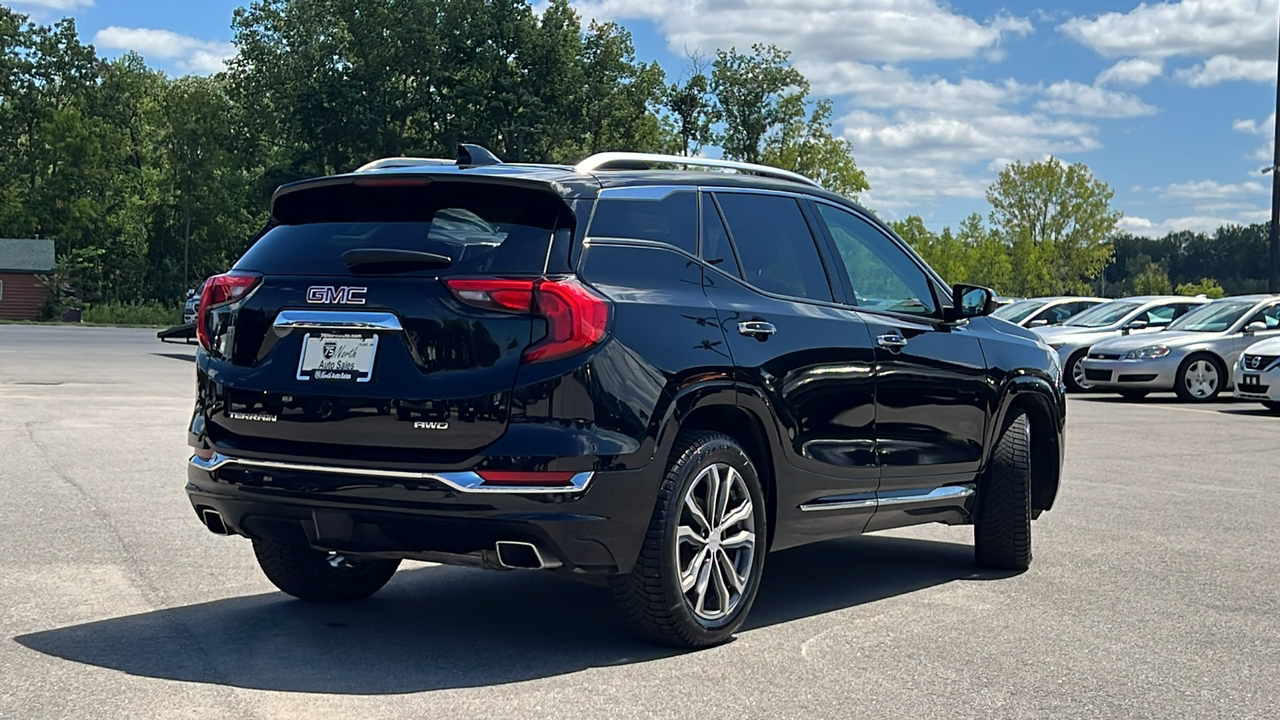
[186,145,1065,648]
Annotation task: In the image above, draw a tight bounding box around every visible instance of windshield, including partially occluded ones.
[992,300,1045,323]
[1167,300,1255,332]
[1064,301,1139,328]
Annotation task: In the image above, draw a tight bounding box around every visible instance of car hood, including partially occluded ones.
[1242,336,1280,355]
[1090,330,1216,353]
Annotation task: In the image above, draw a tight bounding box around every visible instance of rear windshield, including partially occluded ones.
[1064,301,1138,328]
[235,180,568,276]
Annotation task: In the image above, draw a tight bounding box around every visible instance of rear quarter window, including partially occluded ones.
[236,180,570,276]
[587,189,697,255]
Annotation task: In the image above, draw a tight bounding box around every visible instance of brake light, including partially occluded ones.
[476,470,576,487]
[197,273,261,350]
[444,277,611,364]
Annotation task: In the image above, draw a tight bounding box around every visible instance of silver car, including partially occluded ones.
[991,296,1107,329]
[1081,294,1280,401]
[1033,295,1209,392]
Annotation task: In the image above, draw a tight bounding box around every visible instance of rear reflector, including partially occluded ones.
[476,470,577,487]
[444,276,610,364]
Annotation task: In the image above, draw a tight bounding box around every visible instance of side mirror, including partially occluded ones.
[1122,319,1148,335]
[945,284,996,322]
[1245,321,1268,334]
[1027,318,1049,328]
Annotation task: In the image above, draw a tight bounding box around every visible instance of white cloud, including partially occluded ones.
[92,27,234,75]
[1160,179,1269,199]
[1096,58,1163,87]
[1062,0,1276,60]
[800,62,1027,114]
[573,0,1032,63]
[6,0,94,9]
[1175,54,1275,86]
[1034,80,1157,118]
[1119,210,1270,237]
[1233,113,1275,135]
[1063,1,1277,88]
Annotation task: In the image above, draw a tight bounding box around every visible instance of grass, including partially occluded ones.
[79,301,181,327]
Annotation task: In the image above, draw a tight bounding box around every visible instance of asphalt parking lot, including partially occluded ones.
[2,325,1278,720]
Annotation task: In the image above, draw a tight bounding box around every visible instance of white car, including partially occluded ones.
[1234,336,1280,411]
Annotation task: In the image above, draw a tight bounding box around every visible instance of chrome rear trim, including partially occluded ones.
[190,453,593,494]
[273,310,403,331]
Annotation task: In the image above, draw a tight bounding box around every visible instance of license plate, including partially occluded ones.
[1243,373,1260,386]
[296,332,378,382]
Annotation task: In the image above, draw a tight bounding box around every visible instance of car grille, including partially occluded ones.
[1084,369,1113,382]
[1089,353,1122,360]
[1242,354,1278,371]
[1118,374,1157,383]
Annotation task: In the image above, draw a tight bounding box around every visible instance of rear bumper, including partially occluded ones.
[186,454,662,575]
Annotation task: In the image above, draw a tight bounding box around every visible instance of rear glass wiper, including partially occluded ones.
[341,248,453,273]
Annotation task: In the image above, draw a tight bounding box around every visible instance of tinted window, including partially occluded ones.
[239,181,565,276]
[1143,304,1178,324]
[715,193,832,301]
[992,299,1044,323]
[701,196,741,278]
[1065,301,1139,327]
[815,203,937,316]
[588,189,697,255]
[1244,303,1280,329]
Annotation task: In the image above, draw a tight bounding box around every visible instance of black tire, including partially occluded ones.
[609,430,767,648]
[252,539,400,603]
[974,411,1032,571]
[1174,353,1226,403]
[1064,349,1091,393]
[1118,390,1149,400]
[1263,401,1280,413]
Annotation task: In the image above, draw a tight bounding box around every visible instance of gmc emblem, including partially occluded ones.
[306,286,367,305]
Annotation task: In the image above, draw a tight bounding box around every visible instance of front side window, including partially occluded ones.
[1243,302,1280,330]
[714,193,833,302]
[815,203,937,316]
[1065,301,1139,328]
[992,299,1044,323]
[1167,300,1256,332]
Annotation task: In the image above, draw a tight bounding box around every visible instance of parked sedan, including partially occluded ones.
[992,296,1107,329]
[1082,295,1280,402]
[1232,336,1280,411]
[1034,295,1209,392]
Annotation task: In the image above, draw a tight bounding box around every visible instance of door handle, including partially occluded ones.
[876,333,908,351]
[738,321,777,339]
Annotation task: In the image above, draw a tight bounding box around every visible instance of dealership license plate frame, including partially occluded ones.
[296,332,379,383]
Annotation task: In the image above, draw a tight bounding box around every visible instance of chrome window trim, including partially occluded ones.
[190,453,594,494]
[273,310,403,331]
[596,185,691,200]
[800,485,974,512]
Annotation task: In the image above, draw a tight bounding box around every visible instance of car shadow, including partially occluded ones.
[14,535,1001,695]
[1216,407,1280,417]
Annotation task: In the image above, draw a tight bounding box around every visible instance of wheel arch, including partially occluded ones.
[990,377,1064,517]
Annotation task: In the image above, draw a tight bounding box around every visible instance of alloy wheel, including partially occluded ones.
[1071,355,1093,391]
[676,462,757,623]
[1183,359,1219,398]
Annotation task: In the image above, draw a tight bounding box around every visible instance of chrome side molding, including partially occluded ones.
[800,485,974,512]
[273,310,403,331]
[190,453,594,494]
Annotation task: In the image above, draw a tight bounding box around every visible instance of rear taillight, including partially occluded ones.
[197,272,261,351]
[475,470,576,487]
[444,276,610,364]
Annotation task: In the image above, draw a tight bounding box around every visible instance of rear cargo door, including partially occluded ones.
[202,177,574,462]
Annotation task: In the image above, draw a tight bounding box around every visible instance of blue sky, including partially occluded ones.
[7,0,1279,237]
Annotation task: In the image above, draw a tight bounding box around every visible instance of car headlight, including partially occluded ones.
[1124,345,1170,360]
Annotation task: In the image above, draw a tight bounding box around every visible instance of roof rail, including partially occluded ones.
[575,152,820,188]
[355,157,455,172]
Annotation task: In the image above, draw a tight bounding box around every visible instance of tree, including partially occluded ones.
[986,157,1119,296]
[760,97,868,198]
[1175,278,1225,298]
[1131,261,1172,296]
[956,214,1012,293]
[664,53,715,157]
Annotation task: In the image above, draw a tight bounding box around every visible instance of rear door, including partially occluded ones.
[809,201,991,532]
[202,177,574,464]
[699,190,880,547]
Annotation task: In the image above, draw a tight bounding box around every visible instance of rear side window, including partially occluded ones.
[236,181,568,276]
[714,193,832,302]
[587,189,697,255]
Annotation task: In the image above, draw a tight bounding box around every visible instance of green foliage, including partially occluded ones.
[1108,225,1270,295]
[987,157,1119,296]
[1130,262,1172,295]
[1175,278,1225,299]
[81,300,180,326]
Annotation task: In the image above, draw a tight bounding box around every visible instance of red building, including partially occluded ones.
[0,239,55,321]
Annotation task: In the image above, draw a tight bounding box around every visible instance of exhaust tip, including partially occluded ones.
[494,541,560,570]
[200,508,230,536]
